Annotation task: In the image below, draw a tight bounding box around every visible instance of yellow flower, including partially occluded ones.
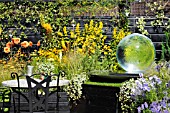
[75,23,80,35]
[84,24,88,31]
[61,40,67,51]
[77,48,83,53]
[57,32,63,37]
[42,23,52,33]
[113,28,117,38]
[70,31,75,38]
[104,52,108,55]
[10,66,15,69]
[90,49,95,54]
[89,20,94,31]
[0,27,2,35]
[89,20,94,27]
[92,42,96,47]
[52,48,57,53]
[99,21,103,29]
[108,49,112,52]
[63,26,67,36]
[103,45,108,50]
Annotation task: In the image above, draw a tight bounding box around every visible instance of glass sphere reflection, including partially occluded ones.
[116,33,155,73]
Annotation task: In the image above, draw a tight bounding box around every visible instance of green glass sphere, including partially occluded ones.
[116,33,155,73]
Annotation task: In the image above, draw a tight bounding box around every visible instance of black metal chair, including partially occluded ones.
[11,72,23,113]
[26,74,51,113]
[49,71,66,111]
[11,71,65,113]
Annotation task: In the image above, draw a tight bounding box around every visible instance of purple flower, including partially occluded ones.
[150,101,161,112]
[156,78,162,85]
[141,104,144,110]
[137,106,141,113]
[150,107,158,113]
[144,102,148,108]
[135,80,143,89]
[150,101,157,106]
[155,65,161,72]
[166,81,170,88]
[168,103,170,107]
[160,100,167,108]
[140,77,146,83]
[139,73,143,78]
[149,75,162,85]
[164,110,169,113]
[143,83,151,91]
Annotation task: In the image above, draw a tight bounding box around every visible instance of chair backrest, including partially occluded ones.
[26,75,51,113]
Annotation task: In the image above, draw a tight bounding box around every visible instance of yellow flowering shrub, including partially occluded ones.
[37,48,59,61]
[42,23,52,34]
[69,20,112,57]
[30,18,132,77]
[37,20,131,73]
[110,28,131,72]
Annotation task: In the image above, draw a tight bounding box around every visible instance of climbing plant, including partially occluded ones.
[0,0,72,59]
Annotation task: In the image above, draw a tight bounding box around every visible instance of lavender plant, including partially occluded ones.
[144,60,170,81]
[119,74,170,113]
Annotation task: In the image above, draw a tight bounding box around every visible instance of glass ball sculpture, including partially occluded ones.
[116,33,155,73]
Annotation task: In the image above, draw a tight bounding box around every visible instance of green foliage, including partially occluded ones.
[58,0,119,16]
[147,1,167,31]
[81,49,112,74]
[0,1,71,52]
[161,32,170,60]
[56,49,113,102]
[136,17,148,35]
[0,87,11,112]
[144,60,170,81]
[136,1,170,34]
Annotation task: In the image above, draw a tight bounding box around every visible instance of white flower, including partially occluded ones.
[37,62,55,74]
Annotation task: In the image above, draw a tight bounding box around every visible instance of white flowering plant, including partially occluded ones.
[36,61,55,75]
[65,72,87,103]
[119,74,170,113]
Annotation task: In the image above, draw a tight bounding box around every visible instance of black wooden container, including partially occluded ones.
[82,84,120,113]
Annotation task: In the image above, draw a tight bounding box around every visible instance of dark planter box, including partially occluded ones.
[82,84,121,113]
[89,73,139,83]
[78,73,139,113]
